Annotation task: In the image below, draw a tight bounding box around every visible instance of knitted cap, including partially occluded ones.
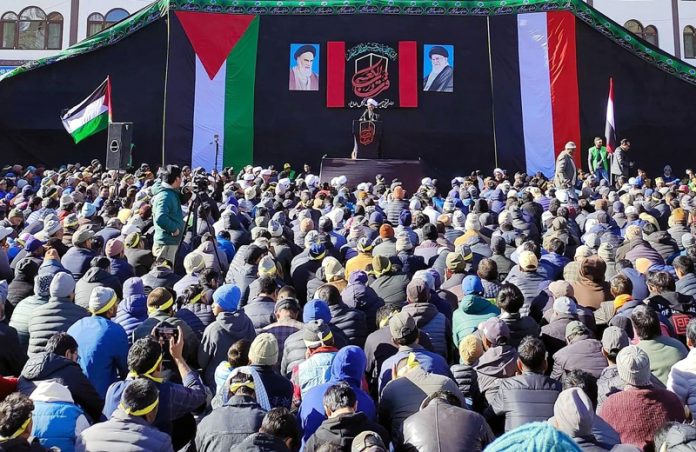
[322,256,344,281]
[303,320,334,348]
[258,255,277,276]
[617,345,652,387]
[105,238,124,258]
[89,286,117,315]
[485,422,582,452]
[552,388,595,437]
[395,231,413,252]
[72,227,95,246]
[458,334,483,365]
[303,299,331,323]
[553,296,577,315]
[249,333,279,366]
[49,272,75,298]
[213,284,242,312]
[183,252,205,274]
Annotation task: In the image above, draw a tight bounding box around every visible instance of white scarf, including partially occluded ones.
[424,62,448,91]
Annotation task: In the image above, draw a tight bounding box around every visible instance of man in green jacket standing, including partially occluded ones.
[152,165,185,264]
[587,136,609,182]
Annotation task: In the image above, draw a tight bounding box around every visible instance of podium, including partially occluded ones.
[352,120,383,159]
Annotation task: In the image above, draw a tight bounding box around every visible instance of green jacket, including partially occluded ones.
[452,295,500,347]
[587,146,609,172]
[151,180,185,246]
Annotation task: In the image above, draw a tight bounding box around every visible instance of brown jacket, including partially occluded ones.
[571,256,611,310]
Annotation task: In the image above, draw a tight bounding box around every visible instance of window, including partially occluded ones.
[104,9,129,28]
[644,25,659,46]
[624,20,659,46]
[12,7,62,50]
[685,26,696,58]
[0,12,17,49]
[87,13,104,37]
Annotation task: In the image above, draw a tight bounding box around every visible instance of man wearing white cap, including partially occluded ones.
[554,141,578,189]
[360,98,380,122]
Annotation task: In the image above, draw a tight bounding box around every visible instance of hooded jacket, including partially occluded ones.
[452,295,500,347]
[27,297,89,356]
[621,238,665,266]
[152,180,185,247]
[341,272,384,331]
[378,343,452,394]
[76,408,174,452]
[108,257,135,285]
[403,399,495,452]
[475,345,518,404]
[18,352,103,423]
[646,231,680,261]
[677,272,696,298]
[66,316,129,399]
[195,395,266,452]
[198,311,257,390]
[30,381,90,452]
[299,346,376,444]
[231,432,290,452]
[113,278,148,341]
[74,267,122,310]
[305,411,389,452]
[243,295,277,333]
[140,265,181,293]
[402,302,451,359]
[488,372,561,433]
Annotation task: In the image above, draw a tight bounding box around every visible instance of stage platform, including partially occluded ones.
[319,158,425,193]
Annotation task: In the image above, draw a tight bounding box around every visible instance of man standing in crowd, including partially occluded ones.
[152,165,185,263]
[587,136,609,182]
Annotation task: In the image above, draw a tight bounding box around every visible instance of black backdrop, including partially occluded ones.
[1,13,696,180]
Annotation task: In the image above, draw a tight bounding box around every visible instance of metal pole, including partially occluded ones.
[486,16,499,169]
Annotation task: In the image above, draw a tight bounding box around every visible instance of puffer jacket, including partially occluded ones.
[646,231,680,261]
[242,296,277,333]
[61,246,97,281]
[475,345,518,404]
[76,409,173,452]
[108,257,135,285]
[503,269,550,318]
[341,273,384,331]
[7,261,37,308]
[27,297,89,356]
[113,277,148,341]
[74,267,122,310]
[9,294,49,353]
[369,272,410,305]
[232,432,290,452]
[677,272,696,298]
[451,362,482,410]
[18,352,103,423]
[669,224,691,250]
[403,398,495,452]
[195,395,265,452]
[141,265,181,293]
[621,238,665,266]
[487,372,561,432]
[402,302,451,359]
[227,263,258,307]
[177,300,215,338]
[551,336,608,381]
[151,180,184,247]
[198,311,257,390]
[30,380,89,452]
[452,295,500,347]
[328,302,368,347]
[197,241,229,275]
[500,312,540,348]
[305,412,388,452]
[386,199,409,226]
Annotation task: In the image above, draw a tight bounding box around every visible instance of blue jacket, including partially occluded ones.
[216,237,236,263]
[32,400,83,452]
[67,316,129,399]
[539,253,570,280]
[152,181,185,247]
[299,346,376,446]
[108,257,135,284]
[114,277,148,342]
[61,246,97,280]
[378,344,452,393]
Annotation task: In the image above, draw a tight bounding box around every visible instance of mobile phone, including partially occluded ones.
[155,326,179,342]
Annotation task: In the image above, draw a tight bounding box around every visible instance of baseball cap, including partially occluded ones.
[461,275,484,296]
[351,431,386,452]
[479,317,510,346]
[519,251,538,271]
[601,326,629,354]
[406,279,430,303]
[389,311,417,341]
[553,296,577,315]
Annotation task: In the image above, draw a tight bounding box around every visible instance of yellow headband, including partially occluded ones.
[189,293,202,304]
[396,353,420,378]
[148,296,174,314]
[128,354,163,383]
[374,260,392,277]
[320,330,333,344]
[120,397,159,417]
[91,293,117,315]
[378,311,397,329]
[128,234,140,248]
[230,381,256,393]
[0,416,31,440]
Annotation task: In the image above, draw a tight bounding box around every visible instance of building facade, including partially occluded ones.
[0,0,153,75]
[2,0,696,75]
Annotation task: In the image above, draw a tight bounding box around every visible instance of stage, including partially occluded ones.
[319,158,425,193]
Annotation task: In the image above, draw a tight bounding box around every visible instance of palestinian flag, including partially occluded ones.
[165,13,259,171]
[61,77,111,144]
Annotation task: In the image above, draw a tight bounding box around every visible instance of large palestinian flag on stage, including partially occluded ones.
[2,0,696,181]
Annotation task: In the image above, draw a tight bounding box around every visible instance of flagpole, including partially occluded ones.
[160,3,172,167]
[486,16,499,169]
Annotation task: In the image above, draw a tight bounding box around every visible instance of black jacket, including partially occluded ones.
[243,296,277,333]
[0,438,50,452]
[0,322,26,377]
[487,372,561,433]
[450,362,483,410]
[677,273,696,298]
[232,433,290,452]
[328,302,368,348]
[305,412,389,452]
[500,312,540,348]
[124,248,154,277]
[195,395,266,452]
[74,267,122,309]
[141,266,181,294]
[17,352,103,422]
[369,272,410,305]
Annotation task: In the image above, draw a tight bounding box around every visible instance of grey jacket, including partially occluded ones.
[9,295,49,353]
[195,395,266,452]
[76,409,173,452]
[554,150,577,188]
[27,297,89,356]
[487,372,561,432]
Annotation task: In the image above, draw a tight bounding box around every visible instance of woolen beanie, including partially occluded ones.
[551,388,595,437]
[49,272,75,298]
[303,299,331,323]
[458,334,483,365]
[34,273,54,298]
[617,345,652,386]
[258,255,277,276]
[89,286,117,315]
[485,422,582,452]
[183,252,206,274]
[105,238,124,258]
[213,284,242,312]
[548,280,574,299]
[597,243,616,261]
[249,333,279,366]
[322,256,344,281]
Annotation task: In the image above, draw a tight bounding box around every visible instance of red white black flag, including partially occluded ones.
[604,77,616,153]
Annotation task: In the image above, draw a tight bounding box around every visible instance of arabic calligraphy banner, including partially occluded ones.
[326,40,418,108]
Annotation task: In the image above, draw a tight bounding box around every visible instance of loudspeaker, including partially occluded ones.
[106,122,133,170]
